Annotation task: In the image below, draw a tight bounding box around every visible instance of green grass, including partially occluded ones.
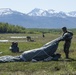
[0,33,76,75]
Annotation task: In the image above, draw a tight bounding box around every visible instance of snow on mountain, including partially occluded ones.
[66,11,76,17]
[0,8,25,16]
[0,8,76,18]
[28,8,45,16]
[47,9,55,14]
[27,8,76,18]
[27,8,67,18]
[54,11,67,18]
[0,8,76,28]
[28,8,54,16]
[0,8,13,15]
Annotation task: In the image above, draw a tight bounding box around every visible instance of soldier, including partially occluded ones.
[9,42,19,53]
[42,32,45,38]
[61,27,73,59]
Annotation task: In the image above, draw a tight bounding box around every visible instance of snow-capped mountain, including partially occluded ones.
[27,8,46,16]
[0,8,25,16]
[27,8,76,18]
[0,8,13,15]
[0,8,76,17]
[66,11,76,17]
[0,8,76,28]
[28,8,55,17]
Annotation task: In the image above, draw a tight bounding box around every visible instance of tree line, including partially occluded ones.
[0,22,26,33]
[0,22,75,34]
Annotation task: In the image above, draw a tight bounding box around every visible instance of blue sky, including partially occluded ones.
[0,0,76,13]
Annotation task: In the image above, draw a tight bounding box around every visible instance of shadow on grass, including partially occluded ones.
[58,58,76,62]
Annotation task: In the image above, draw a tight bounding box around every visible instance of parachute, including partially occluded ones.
[20,38,60,61]
[0,32,73,62]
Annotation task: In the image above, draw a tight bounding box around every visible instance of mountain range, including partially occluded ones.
[0,8,76,28]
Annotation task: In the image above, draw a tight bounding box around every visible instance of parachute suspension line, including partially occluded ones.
[31,50,43,59]
[31,49,50,60]
[31,40,59,60]
[42,50,50,57]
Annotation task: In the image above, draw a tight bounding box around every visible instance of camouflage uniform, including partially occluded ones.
[62,31,73,58]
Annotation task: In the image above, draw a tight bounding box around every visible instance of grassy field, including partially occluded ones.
[0,33,76,75]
